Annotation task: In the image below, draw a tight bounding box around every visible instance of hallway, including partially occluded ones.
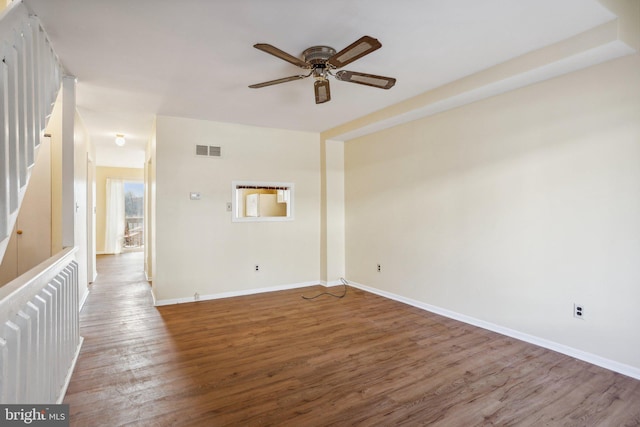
[64,252,156,424]
[64,253,640,426]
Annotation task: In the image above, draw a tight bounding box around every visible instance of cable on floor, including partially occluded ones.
[302,277,348,300]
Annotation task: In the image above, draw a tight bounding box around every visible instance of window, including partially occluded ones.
[232,181,294,222]
[124,181,144,248]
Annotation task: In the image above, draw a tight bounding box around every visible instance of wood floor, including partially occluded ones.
[64,253,640,426]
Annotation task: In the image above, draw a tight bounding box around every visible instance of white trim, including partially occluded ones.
[57,336,84,404]
[321,280,342,287]
[347,280,640,381]
[78,288,90,312]
[150,287,157,306]
[153,281,319,306]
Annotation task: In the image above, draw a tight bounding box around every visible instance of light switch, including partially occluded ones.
[226,202,232,212]
[189,192,201,200]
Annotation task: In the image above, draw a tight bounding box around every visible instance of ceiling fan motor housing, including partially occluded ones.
[303,46,336,79]
[302,46,336,65]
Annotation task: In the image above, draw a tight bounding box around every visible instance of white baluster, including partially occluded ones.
[14,30,27,189]
[28,18,41,148]
[2,321,21,403]
[28,298,46,403]
[24,301,42,402]
[37,25,47,128]
[5,43,19,215]
[21,21,35,168]
[38,287,54,403]
[0,338,8,403]
[14,311,31,402]
[0,56,8,241]
[46,281,60,393]
[58,270,70,367]
[71,262,79,348]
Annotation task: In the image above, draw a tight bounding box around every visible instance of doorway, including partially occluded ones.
[123,181,144,251]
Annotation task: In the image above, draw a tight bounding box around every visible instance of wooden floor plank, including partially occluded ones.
[64,252,640,426]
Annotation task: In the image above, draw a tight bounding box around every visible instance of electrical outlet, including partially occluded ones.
[377,264,381,272]
[194,292,200,301]
[574,303,584,319]
[255,265,259,272]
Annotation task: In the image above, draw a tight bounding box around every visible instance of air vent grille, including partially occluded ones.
[195,145,222,157]
[208,146,221,157]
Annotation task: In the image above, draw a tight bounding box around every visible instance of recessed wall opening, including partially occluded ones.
[232,181,294,222]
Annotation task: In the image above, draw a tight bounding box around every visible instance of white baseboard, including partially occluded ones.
[57,336,84,404]
[79,288,90,312]
[348,280,640,381]
[153,281,321,307]
[150,287,157,306]
[321,279,343,287]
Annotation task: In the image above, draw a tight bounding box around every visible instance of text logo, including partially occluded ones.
[1,405,69,426]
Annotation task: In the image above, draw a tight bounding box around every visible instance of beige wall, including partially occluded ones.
[153,116,320,302]
[54,77,94,306]
[145,118,157,281]
[0,137,52,285]
[50,92,63,255]
[0,0,13,13]
[95,166,144,254]
[322,140,345,283]
[343,54,640,370]
[73,107,95,306]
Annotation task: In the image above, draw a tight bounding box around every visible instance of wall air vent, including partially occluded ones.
[195,145,222,158]
[208,146,221,157]
[195,145,208,156]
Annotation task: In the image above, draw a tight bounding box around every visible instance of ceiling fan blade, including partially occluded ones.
[327,36,382,69]
[249,74,309,89]
[253,43,311,69]
[334,70,396,89]
[314,79,331,104]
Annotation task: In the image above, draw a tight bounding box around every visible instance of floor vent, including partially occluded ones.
[196,145,222,157]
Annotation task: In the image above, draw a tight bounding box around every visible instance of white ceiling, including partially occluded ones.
[22,0,615,168]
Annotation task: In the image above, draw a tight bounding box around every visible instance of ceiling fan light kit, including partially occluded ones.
[249,35,396,104]
[314,79,331,104]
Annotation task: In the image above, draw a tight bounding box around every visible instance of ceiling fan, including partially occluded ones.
[249,35,396,104]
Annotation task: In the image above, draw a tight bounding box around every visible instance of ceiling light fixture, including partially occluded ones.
[115,134,126,146]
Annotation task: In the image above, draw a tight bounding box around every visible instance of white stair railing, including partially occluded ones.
[0,3,63,263]
[0,247,81,403]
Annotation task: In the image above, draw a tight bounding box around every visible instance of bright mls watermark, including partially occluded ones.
[1,405,69,426]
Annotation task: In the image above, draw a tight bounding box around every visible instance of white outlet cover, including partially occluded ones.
[190,192,201,200]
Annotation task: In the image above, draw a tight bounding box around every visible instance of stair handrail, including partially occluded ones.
[0,1,63,263]
[0,246,77,326]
